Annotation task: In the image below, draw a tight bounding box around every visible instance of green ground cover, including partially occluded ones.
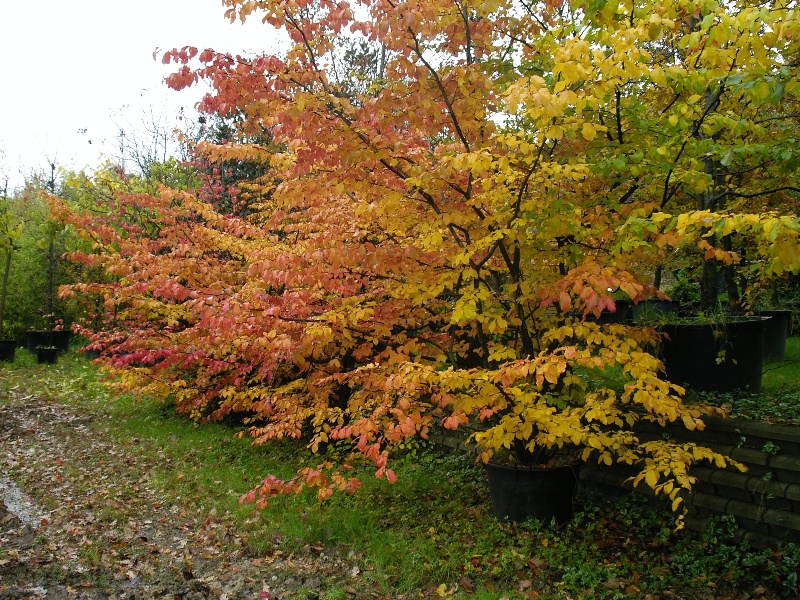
[698,336,800,424]
[2,352,799,598]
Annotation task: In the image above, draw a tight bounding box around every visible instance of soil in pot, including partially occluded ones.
[659,317,766,393]
[35,347,59,365]
[0,339,15,362]
[756,310,791,361]
[484,462,580,524]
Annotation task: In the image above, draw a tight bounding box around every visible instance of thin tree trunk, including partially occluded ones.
[722,235,740,311]
[47,241,54,338]
[0,250,11,338]
[653,265,662,290]
[697,86,723,312]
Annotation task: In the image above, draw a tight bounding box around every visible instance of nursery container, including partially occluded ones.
[484,462,580,524]
[660,317,767,393]
[756,310,791,362]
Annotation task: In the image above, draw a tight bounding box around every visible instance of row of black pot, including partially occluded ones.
[0,343,64,364]
[487,305,794,525]
[0,330,75,364]
[593,299,792,357]
[592,300,793,393]
[28,330,73,364]
[25,330,72,353]
[2,319,789,526]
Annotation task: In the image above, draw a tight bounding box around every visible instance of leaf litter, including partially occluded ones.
[3,361,797,600]
[0,371,378,600]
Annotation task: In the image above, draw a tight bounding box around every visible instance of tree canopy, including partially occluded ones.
[55,0,800,520]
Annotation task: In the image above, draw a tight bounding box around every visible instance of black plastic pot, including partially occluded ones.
[632,300,680,322]
[781,301,799,336]
[588,299,632,325]
[484,462,580,524]
[35,347,59,364]
[26,330,71,354]
[756,310,791,362]
[82,348,101,360]
[26,331,43,353]
[0,339,15,363]
[660,317,767,393]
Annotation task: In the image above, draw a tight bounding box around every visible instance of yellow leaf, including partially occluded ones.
[647,22,662,40]
[651,66,666,87]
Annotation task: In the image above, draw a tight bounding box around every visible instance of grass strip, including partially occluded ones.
[2,352,799,599]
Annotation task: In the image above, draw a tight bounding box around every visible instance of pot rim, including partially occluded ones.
[483,461,582,472]
[660,316,770,330]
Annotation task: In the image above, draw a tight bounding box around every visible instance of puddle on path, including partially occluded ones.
[0,475,49,525]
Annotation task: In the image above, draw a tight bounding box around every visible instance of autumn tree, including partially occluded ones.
[56,0,800,518]
[185,112,278,215]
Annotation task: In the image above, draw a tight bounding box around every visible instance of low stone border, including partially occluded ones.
[429,416,800,549]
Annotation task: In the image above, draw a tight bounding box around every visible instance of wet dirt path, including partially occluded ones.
[0,380,368,600]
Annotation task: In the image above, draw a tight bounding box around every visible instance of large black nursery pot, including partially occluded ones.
[0,339,15,362]
[484,463,580,524]
[659,317,767,393]
[756,310,791,362]
[26,330,71,354]
[35,347,59,365]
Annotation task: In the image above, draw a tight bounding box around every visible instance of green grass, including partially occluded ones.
[2,351,799,599]
[763,336,800,391]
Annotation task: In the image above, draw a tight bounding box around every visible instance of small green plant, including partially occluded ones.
[672,515,800,596]
[665,275,700,305]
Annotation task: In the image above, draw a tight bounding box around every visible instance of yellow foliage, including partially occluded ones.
[53,0,800,513]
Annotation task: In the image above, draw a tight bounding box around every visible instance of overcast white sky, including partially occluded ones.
[0,0,287,190]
